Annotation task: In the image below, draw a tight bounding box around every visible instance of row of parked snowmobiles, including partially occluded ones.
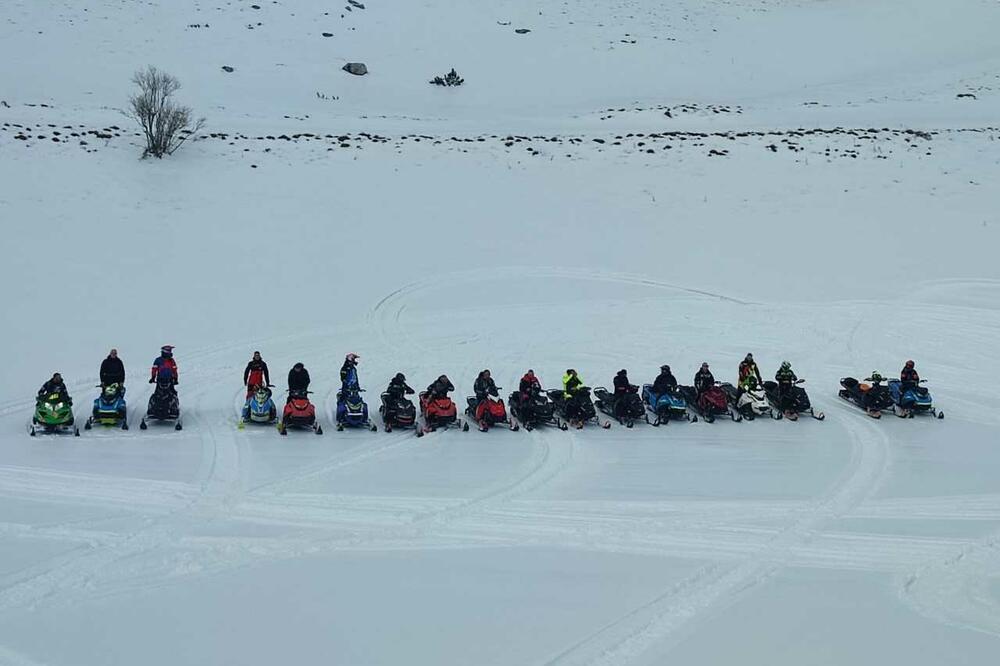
[30,378,182,437]
[837,377,944,419]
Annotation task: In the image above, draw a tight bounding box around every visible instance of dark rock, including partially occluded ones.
[342,62,368,76]
[322,32,333,37]
[222,65,235,73]
[515,28,530,34]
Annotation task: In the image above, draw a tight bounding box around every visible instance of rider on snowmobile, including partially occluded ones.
[100,349,125,388]
[386,373,415,400]
[900,360,920,394]
[563,369,584,399]
[474,369,499,405]
[694,363,715,396]
[738,353,763,389]
[287,363,311,397]
[612,369,638,419]
[243,351,271,395]
[149,346,178,392]
[652,365,677,395]
[775,361,798,406]
[427,375,455,399]
[519,369,542,399]
[340,353,361,392]
[37,373,71,403]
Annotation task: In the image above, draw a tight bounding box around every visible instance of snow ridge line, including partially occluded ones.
[542,410,890,665]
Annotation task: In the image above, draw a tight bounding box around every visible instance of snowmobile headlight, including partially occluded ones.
[52,402,64,411]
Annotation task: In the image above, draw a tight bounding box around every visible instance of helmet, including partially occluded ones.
[745,353,754,361]
[701,362,709,369]
[294,362,304,370]
[394,372,405,382]
[660,364,671,372]
[905,360,915,368]
[618,369,627,375]
[161,345,174,356]
[871,371,884,382]
[346,353,359,363]
[780,361,791,371]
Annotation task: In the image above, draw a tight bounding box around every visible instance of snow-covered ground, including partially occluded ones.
[2,1,1000,664]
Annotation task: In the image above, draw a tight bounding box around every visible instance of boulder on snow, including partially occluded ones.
[221,65,235,73]
[515,28,531,34]
[342,62,368,76]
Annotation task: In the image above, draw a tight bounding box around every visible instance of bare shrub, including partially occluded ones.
[127,66,205,158]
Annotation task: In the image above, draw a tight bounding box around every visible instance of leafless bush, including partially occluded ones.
[127,66,205,158]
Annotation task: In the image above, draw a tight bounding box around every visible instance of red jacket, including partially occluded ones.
[151,356,178,382]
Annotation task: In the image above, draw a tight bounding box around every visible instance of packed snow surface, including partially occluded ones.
[2,1,1000,664]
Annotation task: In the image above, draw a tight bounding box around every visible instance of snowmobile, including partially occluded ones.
[279,389,323,435]
[641,384,693,425]
[888,379,943,419]
[677,384,741,423]
[30,392,79,436]
[508,389,566,431]
[336,387,378,432]
[838,376,893,419]
[379,392,422,436]
[241,384,277,425]
[763,380,824,421]
[419,391,469,432]
[594,387,647,428]
[140,378,181,430]
[465,393,519,432]
[85,383,128,430]
[546,387,611,429]
[720,382,780,421]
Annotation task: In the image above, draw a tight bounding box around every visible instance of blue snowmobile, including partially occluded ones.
[242,384,277,425]
[641,384,692,425]
[85,383,128,430]
[336,387,377,431]
[888,379,944,419]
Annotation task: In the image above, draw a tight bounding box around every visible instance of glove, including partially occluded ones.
[149,378,155,383]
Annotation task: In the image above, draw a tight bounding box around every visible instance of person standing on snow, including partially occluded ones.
[100,349,125,388]
[150,346,178,392]
[243,351,271,396]
[340,353,361,391]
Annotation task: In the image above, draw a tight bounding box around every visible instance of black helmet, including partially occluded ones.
[617,369,627,375]
[293,362,304,370]
[660,364,671,372]
[394,372,405,382]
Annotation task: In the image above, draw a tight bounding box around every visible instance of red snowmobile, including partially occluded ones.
[419,391,468,432]
[465,395,519,432]
[279,389,323,435]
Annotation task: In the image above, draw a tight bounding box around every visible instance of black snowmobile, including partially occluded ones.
[546,387,611,429]
[594,387,647,428]
[839,376,893,419]
[763,380,824,421]
[379,392,422,436]
[509,389,566,431]
[141,377,181,430]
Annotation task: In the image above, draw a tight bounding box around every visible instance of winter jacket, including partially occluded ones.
[288,366,311,392]
[900,367,919,383]
[775,368,798,385]
[613,372,636,394]
[243,359,270,387]
[652,370,677,394]
[739,360,762,385]
[100,357,126,386]
[38,380,69,399]
[563,373,583,399]
[694,369,715,393]
[519,374,541,397]
[340,360,359,387]
[427,378,455,398]
[386,376,415,399]
[474,375,499,401]
[151,356,178,383]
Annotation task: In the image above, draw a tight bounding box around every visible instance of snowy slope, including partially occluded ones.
[2,1,1000,665]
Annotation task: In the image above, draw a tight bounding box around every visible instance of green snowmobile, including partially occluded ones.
[31,392,80,436]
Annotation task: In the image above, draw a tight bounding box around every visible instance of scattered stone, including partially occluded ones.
[957,93,977,100]
[515,28,531,34]
[322,32,333,37]
[348,0,365,8]
[342,62,368,76]
[222,65,235,73]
